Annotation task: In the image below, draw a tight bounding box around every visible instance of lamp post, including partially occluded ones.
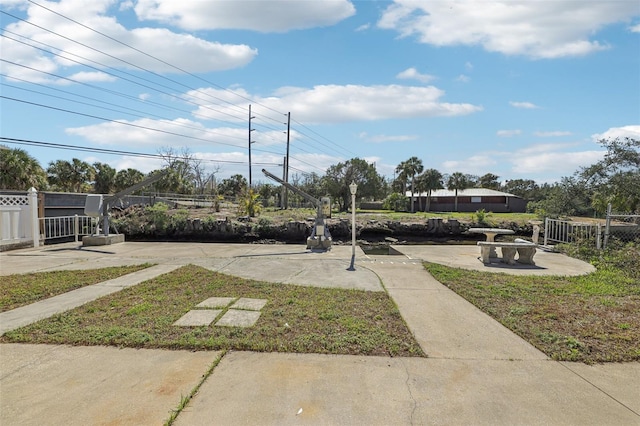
[348,181,358,270]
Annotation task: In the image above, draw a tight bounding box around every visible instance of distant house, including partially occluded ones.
[408,188,527,213]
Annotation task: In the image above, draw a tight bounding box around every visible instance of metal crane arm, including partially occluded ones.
[261,169,320,208]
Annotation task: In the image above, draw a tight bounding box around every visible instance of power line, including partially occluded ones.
[20,2,284,116]
[0,137,280,167]
[1,5,355,170]
[0,33,249,125]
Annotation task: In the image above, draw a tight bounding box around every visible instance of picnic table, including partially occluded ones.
[468,227,515,258]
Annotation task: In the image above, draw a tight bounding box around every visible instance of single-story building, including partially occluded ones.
[407,188,527,213]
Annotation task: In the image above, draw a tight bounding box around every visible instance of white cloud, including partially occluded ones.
[378,0,638,58]
[356,23,370,32]
[630,23,640,32]
[591,125,640,141]
[455,74,470,83]
[534,131,572,137]
[510,101,539,109]
[190,84,483,124]
[134,0,356,32]
[497,129,521,137]
[513,150,604,174]
[442,155,498,174]
[67,71,117,83]
[65,118,249,149]
[359,132,418,143]
[0,0,257,83]
[464,62,473,71]
[396,67,436,83]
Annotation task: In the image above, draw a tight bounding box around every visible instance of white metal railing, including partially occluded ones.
[544,218,601,248]
[40,215,96,242]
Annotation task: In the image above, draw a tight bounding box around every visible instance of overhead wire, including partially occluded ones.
[2,4,353,171]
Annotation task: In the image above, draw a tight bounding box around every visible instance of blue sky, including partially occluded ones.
[1,0,639,186]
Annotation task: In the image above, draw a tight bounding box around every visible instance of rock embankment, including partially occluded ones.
[112,206,533,243]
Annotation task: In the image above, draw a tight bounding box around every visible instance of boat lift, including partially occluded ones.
[84,169,170,238]
[262,168,332,251]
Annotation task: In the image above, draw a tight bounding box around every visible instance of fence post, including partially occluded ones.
[604,203,611,249]
[596,223,601,250]
[543,217,549,246]
[74,214,79,242]
[28,187,40,248]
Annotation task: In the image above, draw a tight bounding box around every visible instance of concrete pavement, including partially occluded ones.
[1,242,638,425]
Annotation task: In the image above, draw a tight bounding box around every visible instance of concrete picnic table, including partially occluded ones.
[468,227,515,258]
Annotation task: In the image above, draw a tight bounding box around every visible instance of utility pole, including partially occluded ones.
[284,112,291,209]
[248,104,256,187]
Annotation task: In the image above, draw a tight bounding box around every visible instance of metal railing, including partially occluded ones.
[604,204,640,248]
[40,215,96,242]
[544,218,601,248]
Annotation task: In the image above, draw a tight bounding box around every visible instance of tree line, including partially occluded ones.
[1,138,638,216]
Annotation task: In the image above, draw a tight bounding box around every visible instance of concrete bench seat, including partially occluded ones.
[477,241,538,265]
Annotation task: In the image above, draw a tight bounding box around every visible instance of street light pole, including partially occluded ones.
[349,181,358,271]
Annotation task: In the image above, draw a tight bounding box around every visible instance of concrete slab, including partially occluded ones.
[394,244,596,276]
[175,351,640,426]
[215,310,262,327]
[196,296,236,308]
[368,261,547,360]
[82,233,125,246]
[0,344,220,426]
[1,243,381,291]
[173,309,222,326]
[562,362,640,414]
[231,297,268,310]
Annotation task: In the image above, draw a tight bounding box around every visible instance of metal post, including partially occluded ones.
[74,214,79,243]
[604,203,611,249]
[543,217,548,246]
[284,112,290,209]
[349,181,358,270]
[248,105,256,187]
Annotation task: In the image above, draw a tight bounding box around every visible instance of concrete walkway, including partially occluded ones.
[1,242,638,425]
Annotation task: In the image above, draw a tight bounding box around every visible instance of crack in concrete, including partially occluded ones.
[399,358,418,425]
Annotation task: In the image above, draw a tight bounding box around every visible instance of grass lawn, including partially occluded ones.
[1,264,425,358]
[0,264,154,312]
[425,258,640,364]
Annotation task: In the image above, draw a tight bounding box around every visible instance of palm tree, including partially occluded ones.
[395,157,423,213]
[114,168,145,193]
[93,162,116,194]
[418,168,444,212]
[0,147,48,190]
[447,171,471,212]
[47,158,94,192]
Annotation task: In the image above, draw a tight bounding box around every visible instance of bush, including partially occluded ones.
[383,192,408,211]
[472,209,493,226]
[559,240,640,280]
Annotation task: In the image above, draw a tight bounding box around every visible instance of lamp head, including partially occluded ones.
[349,181,358,195]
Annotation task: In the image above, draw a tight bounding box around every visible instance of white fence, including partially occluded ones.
[1,189,96,249]
[40,215,96,242]
[0,188,39,249]
[543,218,602,249]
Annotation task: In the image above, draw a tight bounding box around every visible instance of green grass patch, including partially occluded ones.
[1,265,424,358]
[0,264,154,312]
[424,262,640,364]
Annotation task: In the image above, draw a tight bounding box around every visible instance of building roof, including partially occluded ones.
[407,188,521,198]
